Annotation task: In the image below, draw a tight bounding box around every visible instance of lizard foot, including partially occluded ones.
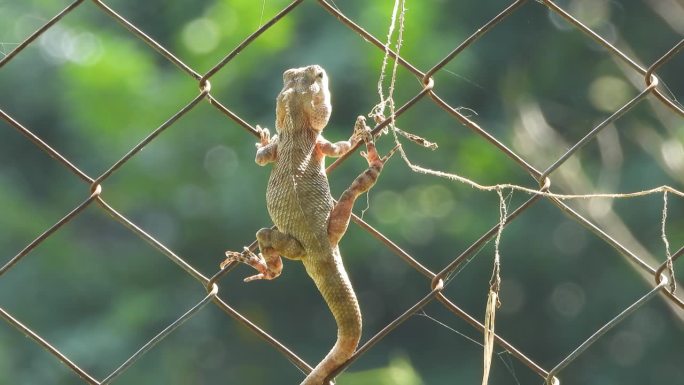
[221,247,281,282]
[353,115,393,170]
[255,125,276,148]
[352,116,373,145]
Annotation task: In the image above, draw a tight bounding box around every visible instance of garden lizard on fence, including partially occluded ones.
[220,65,394,385]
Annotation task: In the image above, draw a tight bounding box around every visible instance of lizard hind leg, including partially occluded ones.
[221,228,305,282]
[327,139,397,246]
[256,227,306,261]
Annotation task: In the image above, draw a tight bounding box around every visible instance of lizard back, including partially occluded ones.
[266,127,334,253]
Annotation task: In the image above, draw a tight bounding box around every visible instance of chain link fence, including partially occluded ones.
[1,0,682,384]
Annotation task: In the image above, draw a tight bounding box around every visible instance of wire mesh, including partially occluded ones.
[1,0,682,384]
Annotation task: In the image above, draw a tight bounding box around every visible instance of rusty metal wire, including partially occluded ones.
[1,0,682,384]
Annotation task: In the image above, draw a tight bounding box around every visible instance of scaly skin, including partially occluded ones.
[221,65,390,385]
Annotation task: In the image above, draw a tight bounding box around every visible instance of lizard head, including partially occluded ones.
[276,65,331,133]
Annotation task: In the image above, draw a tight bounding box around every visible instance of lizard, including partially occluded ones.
[220,64,395,385]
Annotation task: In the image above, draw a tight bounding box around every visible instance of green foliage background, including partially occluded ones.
[1,0,683,384]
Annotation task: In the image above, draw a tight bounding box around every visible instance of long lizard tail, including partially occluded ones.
[301,249,361,385]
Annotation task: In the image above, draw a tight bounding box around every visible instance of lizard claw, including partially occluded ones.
[255,125,271,148]
[243,273,267,282]
[352,116,373,145]
[219,255,234,270]
[221,247,280,282]
[221,247,256,269]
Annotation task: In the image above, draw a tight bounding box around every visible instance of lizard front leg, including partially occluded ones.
[316,115,369,158]
[327,119,398,246]
[222,228,305,282]
[255,125,278,166]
